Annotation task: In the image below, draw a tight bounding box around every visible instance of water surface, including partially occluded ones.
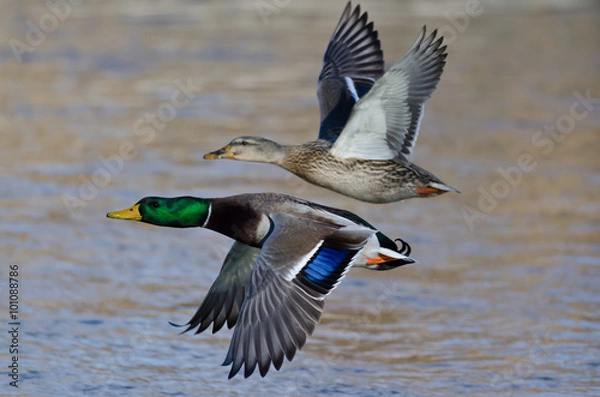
[1,0,599,396]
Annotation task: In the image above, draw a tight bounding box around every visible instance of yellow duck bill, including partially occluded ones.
[106,204,142,221]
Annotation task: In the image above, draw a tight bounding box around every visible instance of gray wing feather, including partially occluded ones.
[391,27,447,158]
[222,213,374,378]
[179,241,259,334]
[330,27,447,161]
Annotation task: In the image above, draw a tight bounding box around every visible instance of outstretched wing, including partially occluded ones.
[317,2,384,143]
[176,241,259,334]
[222,213,374,378]
[330,27,447,161]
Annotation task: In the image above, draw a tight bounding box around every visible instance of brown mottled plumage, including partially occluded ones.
[282,141,454,203]
[205,138,457,204]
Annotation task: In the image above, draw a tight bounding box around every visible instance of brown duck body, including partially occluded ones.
[276,140,454,204]
[203,20,458,204]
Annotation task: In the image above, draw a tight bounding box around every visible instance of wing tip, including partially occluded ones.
[168,319,203,335]
[321,0,384,81]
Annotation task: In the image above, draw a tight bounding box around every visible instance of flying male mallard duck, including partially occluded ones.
[107,192,416,378]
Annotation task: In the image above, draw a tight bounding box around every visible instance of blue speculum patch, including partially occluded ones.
[301,246,352,288]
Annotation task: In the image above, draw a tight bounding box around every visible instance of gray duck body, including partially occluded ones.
[204,192,374,244]
[204,26,459,203]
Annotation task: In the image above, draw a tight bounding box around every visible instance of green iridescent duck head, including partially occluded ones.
[107,196,210,228]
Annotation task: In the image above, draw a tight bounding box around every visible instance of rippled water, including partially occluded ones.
[1,0,599,396]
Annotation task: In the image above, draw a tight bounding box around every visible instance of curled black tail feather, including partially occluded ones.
[394,238,412,257]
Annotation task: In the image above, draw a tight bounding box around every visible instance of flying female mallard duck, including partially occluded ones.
[204,3,458,203]
[107,192,415,378]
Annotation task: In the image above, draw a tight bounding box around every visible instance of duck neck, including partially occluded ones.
[201,197,260,245]
[266,142,291,166]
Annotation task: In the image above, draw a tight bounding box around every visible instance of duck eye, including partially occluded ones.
[150,202,159,208]
[240,141,248,146]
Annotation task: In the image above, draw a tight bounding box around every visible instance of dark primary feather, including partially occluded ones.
[175,242,259,334]
[318,1,384,142]
[319,2,384,83]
